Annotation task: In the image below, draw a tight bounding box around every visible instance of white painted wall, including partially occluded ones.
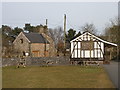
[71,39,104,59]
[71,42,74,58]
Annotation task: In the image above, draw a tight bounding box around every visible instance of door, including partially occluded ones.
[32,51,39,57]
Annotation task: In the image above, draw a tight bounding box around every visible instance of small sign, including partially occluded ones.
[25,53,29,56]
[66,49,70,51]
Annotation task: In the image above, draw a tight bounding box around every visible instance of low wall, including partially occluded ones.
[2,56,70,67]
[2,58,19,67]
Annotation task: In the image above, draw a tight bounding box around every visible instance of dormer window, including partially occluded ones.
[20,39,23,44]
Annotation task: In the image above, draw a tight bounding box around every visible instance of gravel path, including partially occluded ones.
[103,61,119,88]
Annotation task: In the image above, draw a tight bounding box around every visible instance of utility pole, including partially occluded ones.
[64,14,66,56]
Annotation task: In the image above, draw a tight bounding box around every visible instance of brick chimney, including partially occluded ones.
[38,25,48,35]
[38,26,44,34]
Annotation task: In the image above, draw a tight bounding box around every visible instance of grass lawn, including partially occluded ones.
[2,66,115,88]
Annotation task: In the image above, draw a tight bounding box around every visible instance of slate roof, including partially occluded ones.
[23,32,49,44]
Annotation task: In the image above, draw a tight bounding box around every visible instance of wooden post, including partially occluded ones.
[110,50,112,60]
[110,47,113,61]
[117,44,119,61]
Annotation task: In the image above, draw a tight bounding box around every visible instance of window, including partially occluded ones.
[23,51,25,56]
[20,39,23,44]
[81,41,94,50]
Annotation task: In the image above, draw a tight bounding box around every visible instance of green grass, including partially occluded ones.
[2,66,115,88]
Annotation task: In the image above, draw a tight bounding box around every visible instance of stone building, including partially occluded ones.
[13,27,56,57]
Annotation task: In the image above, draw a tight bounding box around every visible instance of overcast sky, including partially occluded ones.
[2,2,118,34]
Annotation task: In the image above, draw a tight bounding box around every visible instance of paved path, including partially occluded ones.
[103,61,119,88]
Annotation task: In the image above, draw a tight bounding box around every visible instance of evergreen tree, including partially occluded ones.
[66,28,76,42]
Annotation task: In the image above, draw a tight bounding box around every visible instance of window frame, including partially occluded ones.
[81,41,94,50]
[20,39,23,44]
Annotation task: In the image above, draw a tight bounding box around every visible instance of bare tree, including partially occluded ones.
[49,26,64,49]
[104,17,119,44]
[81,23,97,34]
[109,16,119,26]
[104,17,120,60]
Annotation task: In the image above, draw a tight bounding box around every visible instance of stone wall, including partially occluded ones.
[2,58,20,67]
[2,56,70,67]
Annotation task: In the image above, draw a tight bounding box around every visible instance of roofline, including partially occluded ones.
[70,32,87,42]
[88,32,117,46]
[70,31,117,46]
[13,32,30,44]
